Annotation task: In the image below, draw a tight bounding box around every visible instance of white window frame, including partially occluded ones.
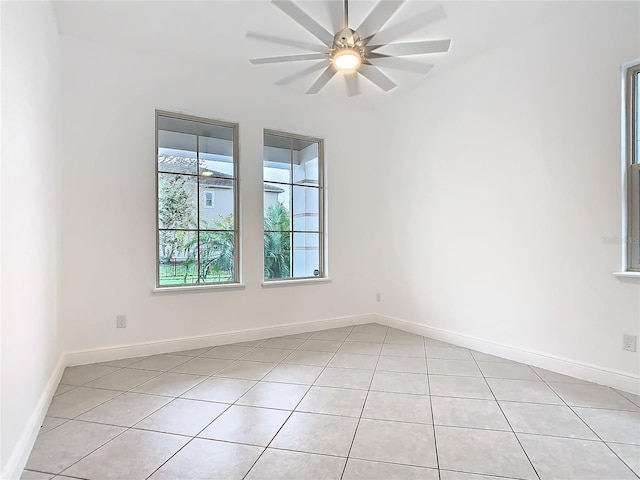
[624,62,640,273]
[155,110,240,288]
[262,129,326,282]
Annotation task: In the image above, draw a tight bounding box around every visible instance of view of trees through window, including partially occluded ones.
[156,114,325,286]
[263,131,323,280]
[157,113,238,286]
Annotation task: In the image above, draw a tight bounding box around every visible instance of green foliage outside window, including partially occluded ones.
[158,175,195,264]
[264,202,291,279]
[158,175,293,283]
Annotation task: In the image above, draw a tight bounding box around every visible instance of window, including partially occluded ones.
[263,131,324,280]
[626,63,640,271]
[156,111,239,287]
[204,191,215,208]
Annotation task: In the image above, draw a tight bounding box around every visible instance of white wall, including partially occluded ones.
[59,36,378,353]
[376,2,640,377]
[1,1,61,475]
[3,1,637,476]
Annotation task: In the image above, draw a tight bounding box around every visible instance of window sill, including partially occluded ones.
[152,283,245,294]
[613,272,640,279]
[262,278,332,288]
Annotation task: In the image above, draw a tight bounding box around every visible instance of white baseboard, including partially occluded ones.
[65,313,376,367]
[2,355,66,480]
[2,313,376,479]
[7,312,637,480]
[60,312,640,394]
[376,314,640,395]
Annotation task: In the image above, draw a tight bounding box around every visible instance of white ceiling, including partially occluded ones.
[52,0,562,106]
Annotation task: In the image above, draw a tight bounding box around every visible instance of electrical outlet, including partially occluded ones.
[376,293,381,302]
[623,334,637,352]
[116,315,127,328]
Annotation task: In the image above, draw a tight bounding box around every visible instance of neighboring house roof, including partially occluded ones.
[158,154,284,193]
[264,183,285,194]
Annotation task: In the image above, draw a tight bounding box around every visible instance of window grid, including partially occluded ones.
[263,130,324,281]
[627,65,640,272]
[155,111,240,287]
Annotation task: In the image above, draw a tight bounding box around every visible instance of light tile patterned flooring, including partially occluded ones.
[22,323,640,480]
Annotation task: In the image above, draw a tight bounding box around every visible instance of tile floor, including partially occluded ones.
[21,323,640,480]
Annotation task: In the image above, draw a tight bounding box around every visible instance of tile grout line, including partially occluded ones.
[46,405,633,446]
[35,417,70,437]
[338,325,389,480]
[32,326,640,479]
[142,402,235,479]
[546,384,640,479]
[142,332,316,480]
[58,347,640,417]
[543,378,640,412]
[56,377,211,478]
[618,391,640,409]
[424,337,442,480]
[57,332,564,478]
[439,467,534,480]
[36,366,170,466]
[53,351,242,478]
[60,363,128,386]
[240,325,359,480]
[63,351,639,411]
[46,421,130,477]
[471,356,542,480]
[138,332,327,479]
[536,368,640,477]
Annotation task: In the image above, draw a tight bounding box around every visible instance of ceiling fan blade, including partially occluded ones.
[276,62,327,86]
[306,66,337,94]
[364,4,447,45]
[250,53,328,65]
[272,0,334,46]
[358,64,397,92]
[246,31,328,53]
[370,39,451,56]
[367,54,434,74]
[345,72,361,97]
[357,0,404,40]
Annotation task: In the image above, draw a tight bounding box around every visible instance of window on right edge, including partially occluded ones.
[263,131,325,281]
[626,63,640,271]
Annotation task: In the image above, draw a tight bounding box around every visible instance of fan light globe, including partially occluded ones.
[333,49,361,71]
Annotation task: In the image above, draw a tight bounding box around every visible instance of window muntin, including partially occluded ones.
[156,111,239,287]
[626,64,640,272]
[263,131,324,280]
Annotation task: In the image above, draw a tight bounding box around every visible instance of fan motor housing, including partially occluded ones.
[333,28,365,55]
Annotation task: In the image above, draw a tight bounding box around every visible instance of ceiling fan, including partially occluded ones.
[248,0,451,96]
